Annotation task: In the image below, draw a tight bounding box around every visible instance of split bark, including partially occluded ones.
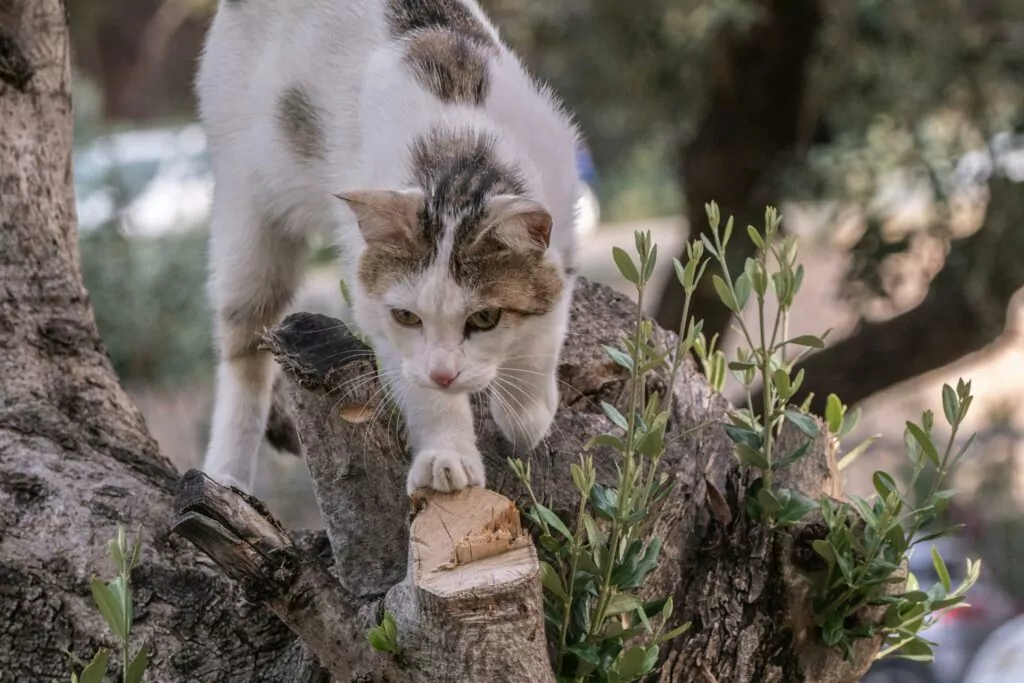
[3,3,882,681]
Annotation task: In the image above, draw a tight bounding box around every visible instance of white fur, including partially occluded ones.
[197,0,579,493]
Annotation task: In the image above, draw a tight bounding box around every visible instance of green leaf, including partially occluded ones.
[617,646,649,681]
[108,539,124,573]
[569,643,601,677]
[773,442,811,470]
[585,434,626,452]
[825,394,844,434]
[539,561,568,601]
[602,402,629,431]
[953,432,977,465]
[734,273,752,310]
[932,546,952,593]
[613,247,640,284]
[723,424,761,450]
[786,334,827,350]
[756,487,781,514]
[784,410,820,439]
[643,645,660,676]
[851,496,879,528]
[886,524,908,556]
[897,636,935,662]
[776,492,818,526]
[130,524,144,569]
[603,345,634,371]
[747,226,765,250]
[606,593,643,617]
[772,369,792,399]
[124,647,148,683]
[736,443,771,470]
[90,577,127,640]
[822,615,844,646]
[383,611,398,644]
[657,622,692,644]
[589,484,619,521]
[582,513,604,547]
[643,244,658,283]
[812,540,836,566]
[744,257,767,297]
[712,275,739,313]
[905,422,940,467]
[872,471,899,501]
[534,504,573,541]
[367,627,392,653]
[942,384,958,427]
[108,575,132,636]
[837,435,880,471]
[914,524,966,545]
[79,650,109,683]
[673,258,688,289]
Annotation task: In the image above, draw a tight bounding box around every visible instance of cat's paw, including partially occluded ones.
[490,379,558,450]
[406,447,486,494]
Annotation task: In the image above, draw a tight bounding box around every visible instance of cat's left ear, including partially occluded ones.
[481,195,552,254]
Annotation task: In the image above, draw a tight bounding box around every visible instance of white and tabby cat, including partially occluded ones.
[196,0,580,494]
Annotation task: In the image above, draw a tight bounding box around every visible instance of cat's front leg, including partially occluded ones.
[489,358,559,451]
[389,371,485,494]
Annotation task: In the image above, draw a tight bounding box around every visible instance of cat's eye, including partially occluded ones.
[466,308,502,332]
[391,308,422,327]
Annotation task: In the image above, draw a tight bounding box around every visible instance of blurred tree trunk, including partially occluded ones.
[756,177,1024,416]
[655,0,823,341]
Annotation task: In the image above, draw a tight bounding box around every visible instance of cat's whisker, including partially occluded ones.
[496,366,603,413]
[492,374,583,450]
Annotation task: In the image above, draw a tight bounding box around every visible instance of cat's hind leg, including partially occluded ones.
[203,198,309,492]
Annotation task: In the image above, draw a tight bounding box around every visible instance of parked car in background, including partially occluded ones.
[962,613,1024,683]
[74,123,601,238]
[861,537,1015,683]
[73,124,212,236]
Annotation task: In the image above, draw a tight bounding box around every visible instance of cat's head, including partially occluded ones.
[339,188,564,394]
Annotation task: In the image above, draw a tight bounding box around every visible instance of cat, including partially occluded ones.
[195,0,581,495]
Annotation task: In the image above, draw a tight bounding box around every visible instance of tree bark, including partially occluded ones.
[752,176,1024,416]
[1,4,323,680]
[654,0,823,342]
[4,3,879,682]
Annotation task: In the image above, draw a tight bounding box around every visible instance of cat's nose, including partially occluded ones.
[429,369,460,388]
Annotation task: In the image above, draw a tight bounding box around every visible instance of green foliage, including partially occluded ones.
[510,230,701,682]
[697,201,981,662]
[62,525,149,683]
[366,611,402,656]
[79,226,213,386]
[811,381,981,662]
[693,202,829,527]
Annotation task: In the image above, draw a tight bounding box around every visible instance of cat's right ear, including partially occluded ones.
[336,189,423,246]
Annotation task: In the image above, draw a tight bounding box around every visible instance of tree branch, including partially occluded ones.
[172,469,380,679]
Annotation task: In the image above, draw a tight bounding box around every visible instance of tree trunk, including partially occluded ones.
[654,0,823,342]
[4,4,877,682]
[1,4,322,680]
[750,177,1024,416]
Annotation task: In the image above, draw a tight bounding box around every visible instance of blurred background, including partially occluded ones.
[68,1,1023,680]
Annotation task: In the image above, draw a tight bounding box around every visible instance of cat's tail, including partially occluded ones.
[264,373,301,456]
